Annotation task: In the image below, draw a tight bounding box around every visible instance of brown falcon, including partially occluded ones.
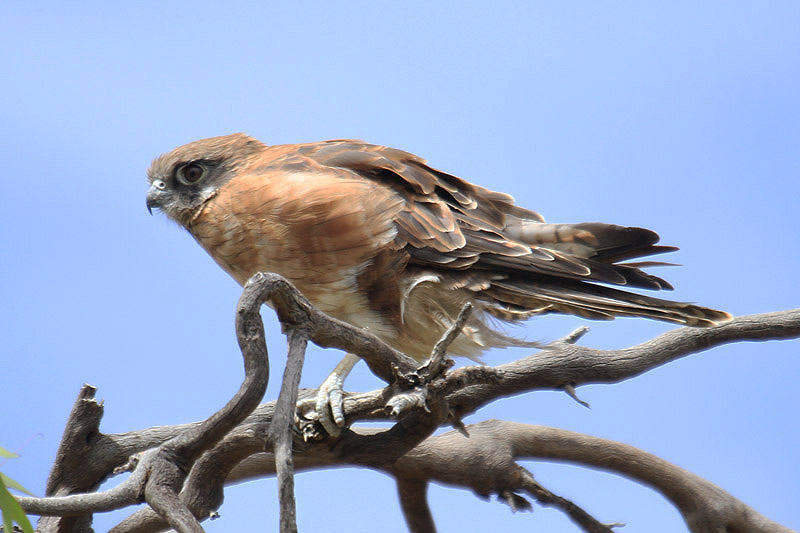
[146,133,730,432]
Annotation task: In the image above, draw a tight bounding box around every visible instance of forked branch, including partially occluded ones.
[14,273,799,533]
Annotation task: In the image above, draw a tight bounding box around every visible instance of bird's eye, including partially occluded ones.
[178,163,205,185]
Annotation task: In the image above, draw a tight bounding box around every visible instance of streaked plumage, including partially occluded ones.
[146,133,730,361]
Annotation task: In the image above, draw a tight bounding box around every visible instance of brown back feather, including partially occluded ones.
[296,139,730,327]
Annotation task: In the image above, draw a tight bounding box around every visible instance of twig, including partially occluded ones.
[562,383,590,408]
[385,303,473,420]
[426,303,473,376]
[517,468,614,532]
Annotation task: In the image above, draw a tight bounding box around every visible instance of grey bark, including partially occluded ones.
[12,274,799,533]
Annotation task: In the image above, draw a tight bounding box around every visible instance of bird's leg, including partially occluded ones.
[297,353,360,437]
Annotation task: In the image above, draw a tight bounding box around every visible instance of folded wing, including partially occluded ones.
[304,140,730,327]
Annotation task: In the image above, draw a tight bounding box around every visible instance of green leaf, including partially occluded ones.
[0,476,34,533]
[0,447,18,459]
[0,474,33,497]
[1,496,11,533]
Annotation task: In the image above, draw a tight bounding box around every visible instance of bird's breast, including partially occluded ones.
[187,171,405,341]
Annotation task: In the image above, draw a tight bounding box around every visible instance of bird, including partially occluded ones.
[146,133,731,433]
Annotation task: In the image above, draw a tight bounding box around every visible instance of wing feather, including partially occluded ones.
[290,139,729,327]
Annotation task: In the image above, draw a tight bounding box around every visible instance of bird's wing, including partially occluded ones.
[288,140,731,327]
[299,140,673,290]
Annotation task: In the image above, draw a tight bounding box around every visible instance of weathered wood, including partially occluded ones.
[14,274,800,533]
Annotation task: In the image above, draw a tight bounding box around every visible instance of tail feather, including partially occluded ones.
[452,218,731,330]
[485,278,732,327]
[504,221,676,262]
[480,221,684,291]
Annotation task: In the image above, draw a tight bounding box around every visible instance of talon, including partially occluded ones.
[297,353,361,438]
[329,387,345,427]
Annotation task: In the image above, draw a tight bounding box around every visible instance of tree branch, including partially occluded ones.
[15,269,798,533]
[229,420,792,533]
[256,274,419,382]
[269,328,308,533]
[444,309,800,417]
[517,469,618,532]
[36,384,104,533]
[396,477,434,533]
[19,272,274,532]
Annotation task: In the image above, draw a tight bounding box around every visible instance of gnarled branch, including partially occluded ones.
[14,273,799,533]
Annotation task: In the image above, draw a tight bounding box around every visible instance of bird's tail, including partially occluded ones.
[483,277,731,327]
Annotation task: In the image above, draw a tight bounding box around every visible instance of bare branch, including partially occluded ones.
[258,273,419,382]
[517,468,616,532]
[37,384,105,533]
[445,309,800,415]
[269,329,308,533]
[227,420,792,532]
[561,383,590,408]
[16,270,798,533]
[559,325,591,345]
[501,422,793,533]
[133,307,800,532]
[396,478,435,533]
[426,302,473,376]
[144,479,204,533]
[20,272,274,532]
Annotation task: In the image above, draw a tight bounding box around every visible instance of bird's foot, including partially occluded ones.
[296,366,351,438]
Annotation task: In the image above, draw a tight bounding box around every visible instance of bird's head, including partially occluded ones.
[146,133,266,227]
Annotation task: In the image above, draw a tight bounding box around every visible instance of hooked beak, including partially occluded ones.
[146,180,166,215]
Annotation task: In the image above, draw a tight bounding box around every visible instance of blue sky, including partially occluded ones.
[1,2,798,532]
